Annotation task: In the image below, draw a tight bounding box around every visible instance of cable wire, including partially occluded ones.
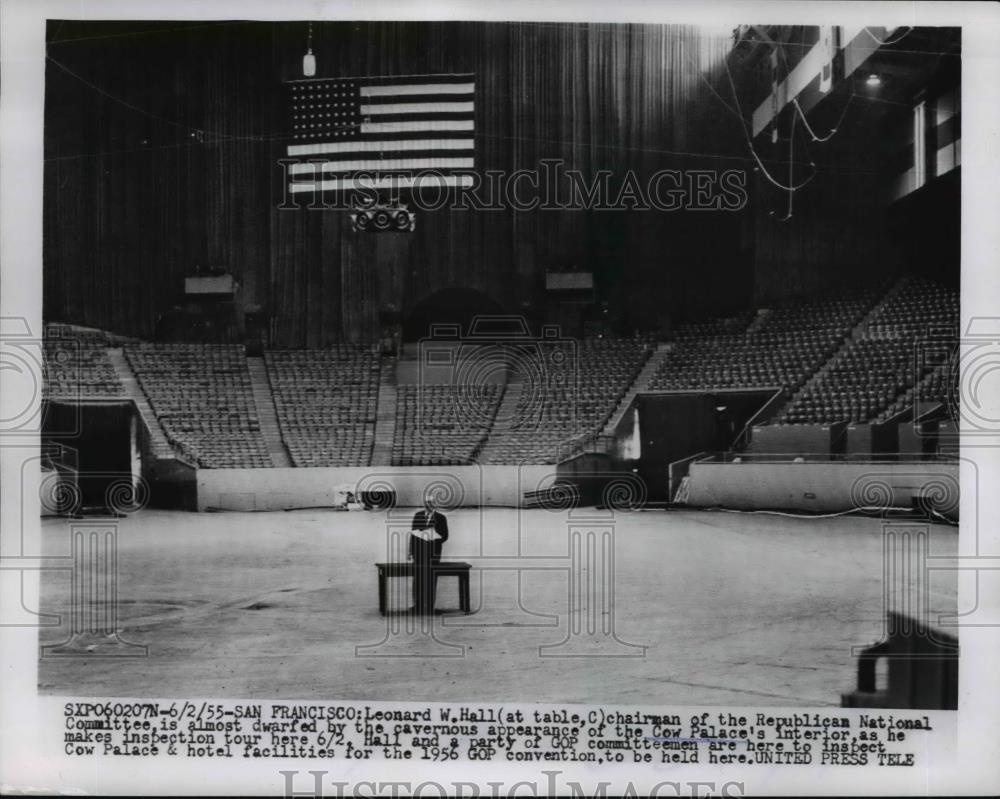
[863,26,913,47]
[46,54,366,145]
[44,43,885,177]
[723,54,817,193]
[46,53,864,171]
[792,93,855,143]
[696,505,956,524]
[774,36,855,145]
[493,22,952,58]
[774,107,795,222]
[681,43,746,126]
[46,55,206,137]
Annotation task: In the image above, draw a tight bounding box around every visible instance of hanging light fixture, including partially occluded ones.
[303,21,316,77]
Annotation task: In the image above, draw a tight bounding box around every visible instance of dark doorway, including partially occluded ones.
[42,401,142,512]
[612,389,776,502]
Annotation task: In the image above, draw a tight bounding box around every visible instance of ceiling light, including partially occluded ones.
[866,73,882,88]
[303,22,316,77]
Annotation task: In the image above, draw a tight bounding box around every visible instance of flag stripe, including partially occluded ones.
[289,169,474,185]
[286,138,475,157]
[358,73,472,86]
[361,82,475,97]
[360,101,474,116]
[289,157,475,175]
[289,174,475,194]
[361,92,474,106]
[361,120,474,134]
[361,111,473,124]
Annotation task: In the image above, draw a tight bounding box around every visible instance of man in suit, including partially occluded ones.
[408,497,449,614]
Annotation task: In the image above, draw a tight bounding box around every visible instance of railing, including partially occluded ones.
[667,451,708,499]
[732,387,786,451]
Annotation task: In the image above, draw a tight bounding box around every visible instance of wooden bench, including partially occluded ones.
[375,561,472,615]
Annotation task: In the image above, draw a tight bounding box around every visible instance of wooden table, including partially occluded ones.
[375,561,472,615]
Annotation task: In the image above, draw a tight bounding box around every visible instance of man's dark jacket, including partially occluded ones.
[409,509,449,562]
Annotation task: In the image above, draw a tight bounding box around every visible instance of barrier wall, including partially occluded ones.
[898,419,959,456]
[844,421,902,456]
[898,422,934,456]
[686,459,959,519]
[196,464,556,511]
[748,422,848,455]
[845,424,874,456]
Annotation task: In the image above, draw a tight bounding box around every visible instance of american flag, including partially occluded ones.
[284,73,475,195]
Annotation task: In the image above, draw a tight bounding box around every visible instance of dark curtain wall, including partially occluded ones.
[44,21,748,346]
[752,163,897,302]
[886,167,960,287]
[44,22,276,338]
[746,83,903,304]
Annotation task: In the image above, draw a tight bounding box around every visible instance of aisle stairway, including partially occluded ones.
[489,379,523,433]
[107,348,177,461]
[601,343,671,437]
[371,357,398,466]
[246,356,292,467]
[849,277,909,341]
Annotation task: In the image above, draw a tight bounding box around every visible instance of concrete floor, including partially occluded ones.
[37,508,958,706]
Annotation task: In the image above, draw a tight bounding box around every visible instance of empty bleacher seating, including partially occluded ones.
[42,323,126,399]
[477,337,653,464]
[776,278,958,425]
[392,383,502,465]
[124,343,272,468]
[43,278,955,468]
[265,347,380,467]
[890,360,958,418]
[648,290,878,393]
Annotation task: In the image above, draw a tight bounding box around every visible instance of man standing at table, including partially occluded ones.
[408,497,449,614]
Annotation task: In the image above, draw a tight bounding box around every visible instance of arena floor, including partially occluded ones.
[37,507,959,706]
